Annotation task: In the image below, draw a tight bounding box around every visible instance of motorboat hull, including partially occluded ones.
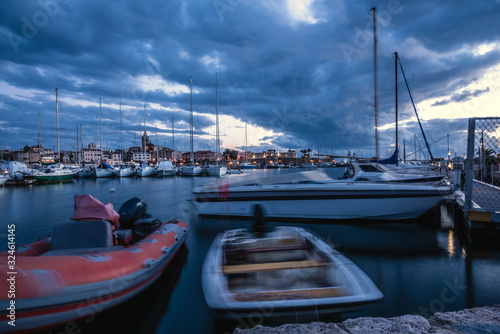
[182,166,203,176]
[34,172,76,184]
[95,169,114,178]
[194,182,452,221]
[136,167,155,177]
[114,168,134,178]
[207,166,227,177]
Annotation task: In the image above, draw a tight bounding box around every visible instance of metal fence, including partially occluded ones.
[465,117,500,212]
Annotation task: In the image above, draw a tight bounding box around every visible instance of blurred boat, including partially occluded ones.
[202,226,383,318]
[0,195,188,333]
[193,170,453,221]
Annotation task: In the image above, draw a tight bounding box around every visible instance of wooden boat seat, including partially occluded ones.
[233,287,350,301]
[226,244,310,255]
[223,260,325,275]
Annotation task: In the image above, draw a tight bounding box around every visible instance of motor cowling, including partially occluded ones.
[118,197,147,229]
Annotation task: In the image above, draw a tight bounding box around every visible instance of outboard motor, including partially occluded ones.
[118,197,147,229]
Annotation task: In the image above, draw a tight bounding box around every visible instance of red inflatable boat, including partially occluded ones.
[0,195,188,333]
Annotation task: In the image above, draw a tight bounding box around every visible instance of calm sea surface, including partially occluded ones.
[1,169,499,334]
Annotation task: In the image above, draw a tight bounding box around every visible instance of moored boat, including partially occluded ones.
[193,170,453,221]
[0,195,188,333]
[33,163,76,184]
[136,165,155,177]
[156,160,175,176]
[202,226,383,318]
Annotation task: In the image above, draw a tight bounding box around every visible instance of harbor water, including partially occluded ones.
[1,169,499,333]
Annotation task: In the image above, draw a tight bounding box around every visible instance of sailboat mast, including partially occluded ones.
[80,124,83,166]
[371,7,379,164]
[155,124,159,162]
[245,124,248,163]
[395,51,399,166]
[56,88,60,162]
[99,97,102,155]
[172,115,174,154]
[143,104,146,163]
[215,73,220,163]
[76,125,79,166]
[120,102,123,161]
[190,77,194,165]
[38,112,40,149]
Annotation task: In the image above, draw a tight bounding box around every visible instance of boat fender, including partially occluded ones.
[183,227,189,233]
[175,235,180,241]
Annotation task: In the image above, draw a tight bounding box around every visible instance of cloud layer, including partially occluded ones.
[1,0,499,159]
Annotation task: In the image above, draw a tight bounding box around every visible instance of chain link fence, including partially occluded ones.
[465,117,500,212]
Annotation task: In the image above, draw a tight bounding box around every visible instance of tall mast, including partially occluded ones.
[395,51,399,166]
[120,102,123,161]
[215,73,220,163]
[155,124,159,162]
[172,115,174,155]
[99,97,102,159]
[80,124,83,166]
[190,77,194,165]
[56,88,60,162]
[143,104,147,162]
[76,125,79,166]
[245,124,247,162]
[371,7,379,164]
[38,112,40,149]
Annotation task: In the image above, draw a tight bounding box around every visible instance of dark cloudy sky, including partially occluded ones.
[1,0,499,160]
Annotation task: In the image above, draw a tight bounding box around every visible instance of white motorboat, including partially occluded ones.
[136,165,155,177]
[182,165,203,176]
[193,170,453,221]
[207,165,227,177]
[202,226,383,318]
[156,160,175,176]
[114,165,134,178]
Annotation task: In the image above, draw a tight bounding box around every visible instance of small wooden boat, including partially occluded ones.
[0,195,188,333]
[202,226,383,319]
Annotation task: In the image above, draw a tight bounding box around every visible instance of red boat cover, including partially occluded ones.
[71,195,120,226]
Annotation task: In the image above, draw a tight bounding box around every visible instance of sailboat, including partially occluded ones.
[239,124,256,169]
[114,103,134,177]
[34,89,76,184]
[207,73,227,177]
[182,77,203,176]
[95,98,114,178]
